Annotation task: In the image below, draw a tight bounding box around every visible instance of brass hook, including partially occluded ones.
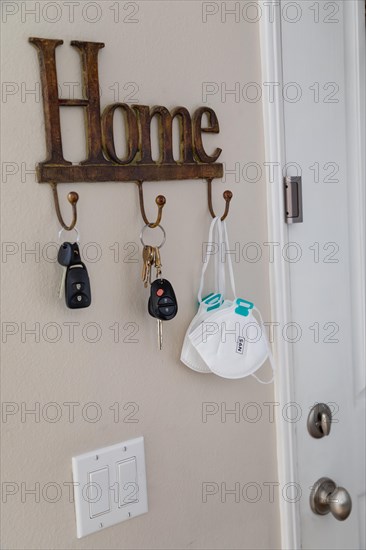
[51,182,79,231]
[207,178,233,221]
[137,181,166,228]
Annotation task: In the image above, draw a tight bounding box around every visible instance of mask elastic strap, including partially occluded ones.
[251,306,276,385]
[215,217,226,298]
[214,219,219,295]
[221,220,237,300]
[198,217,221,303]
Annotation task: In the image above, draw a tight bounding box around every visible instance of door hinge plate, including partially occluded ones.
[284,176,303,223]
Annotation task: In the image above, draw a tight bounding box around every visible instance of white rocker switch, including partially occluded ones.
[88,467,110,518]
[72,437,148,538]
[117,457,138,507]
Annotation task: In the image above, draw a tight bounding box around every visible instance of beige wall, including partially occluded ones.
[1,1,280,548]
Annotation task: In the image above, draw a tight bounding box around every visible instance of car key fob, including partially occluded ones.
[57,242,74,267]
[65,263,91,309]
[148,278,178,321]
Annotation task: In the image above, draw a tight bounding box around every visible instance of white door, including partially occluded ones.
[261,1,365,549]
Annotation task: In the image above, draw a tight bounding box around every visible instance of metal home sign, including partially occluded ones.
[29,38,223,184]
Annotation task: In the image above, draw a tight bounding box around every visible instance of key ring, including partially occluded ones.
[140,224,166,249]
[58,227,80,243]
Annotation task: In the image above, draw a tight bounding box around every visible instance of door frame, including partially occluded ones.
[259,2,365,548]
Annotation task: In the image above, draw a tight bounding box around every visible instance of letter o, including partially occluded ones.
[42,482,62,503]
[82,2,102,22]
[83,482,101,503]
[242,82,262,103]
[242,242,262,263]
[282,482,302,503]
[282,242,302,263]
[282,2,302,23]
[242,482,262,503]
[242,2,262,22]
[102,103,139,164]
[283,82,302,103]
[242,402,262,423]
[242,162,262,183]
[42,402,62,423]
[82,323,102,343]
[82,402,102,423]
[42,2,62,22]
[282,402,302,423]
[42,322,62,343]
[282,322,302,343]
[82,242,102,263]
[242,321,262,343]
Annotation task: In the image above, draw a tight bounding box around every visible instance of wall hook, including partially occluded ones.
[51,182,79,231]
[206,178,233,221]
[137,181,166,228]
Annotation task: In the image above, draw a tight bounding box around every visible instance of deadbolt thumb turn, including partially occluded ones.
[310,477,352,521]
[307,403,332,438]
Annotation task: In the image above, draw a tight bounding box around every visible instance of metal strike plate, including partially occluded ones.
[284,176,303,223]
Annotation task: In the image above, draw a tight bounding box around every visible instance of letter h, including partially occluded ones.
[29,38,108,166]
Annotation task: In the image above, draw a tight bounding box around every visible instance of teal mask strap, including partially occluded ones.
[235,298,254,317]
[203,293,223,311]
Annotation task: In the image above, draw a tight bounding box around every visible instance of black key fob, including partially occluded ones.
[65,263,91,309]
[57,242,74,267]
[148,278,178,321]
[58,242,82,267]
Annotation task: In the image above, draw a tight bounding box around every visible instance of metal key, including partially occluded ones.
[142,245,154,288]
[157,319,163,350]
[153,246,162,279]
[152,246,163,349]
[57,242,74,299]
[59,267,67,298]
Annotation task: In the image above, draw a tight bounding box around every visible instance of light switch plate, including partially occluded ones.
[72,437,148,538]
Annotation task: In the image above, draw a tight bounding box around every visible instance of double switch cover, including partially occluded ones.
[72,437,148,538]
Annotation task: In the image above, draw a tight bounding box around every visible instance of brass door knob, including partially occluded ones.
[310,477,352,521]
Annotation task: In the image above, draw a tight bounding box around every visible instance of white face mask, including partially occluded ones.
[181,217,228,373]
[180,293,228,373]
[188,299,274,383]
[181,218,275,383]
